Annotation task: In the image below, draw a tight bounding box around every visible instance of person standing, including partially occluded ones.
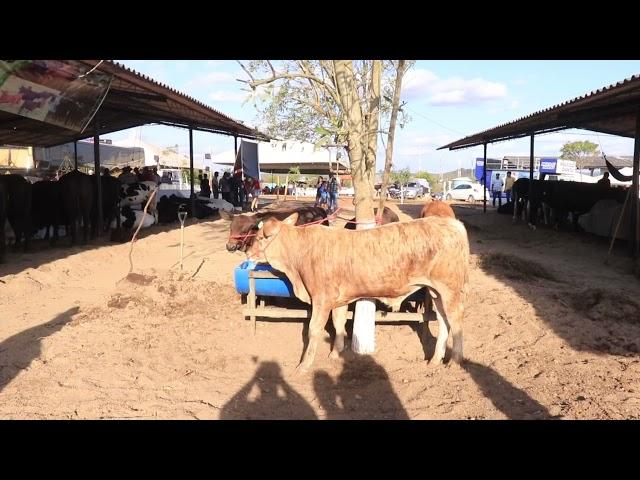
[200,174,211,197]
[250,176,261,212]
[491,173,504,208]
[504,171,515,204]
[211,171,220,199]
[328,172,340,213]
[221,171,232,204]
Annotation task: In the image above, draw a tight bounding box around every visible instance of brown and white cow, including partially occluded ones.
[247,213,470,372]
[420,200,456,219]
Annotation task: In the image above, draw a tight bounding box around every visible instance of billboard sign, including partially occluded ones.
[0,60,112,133]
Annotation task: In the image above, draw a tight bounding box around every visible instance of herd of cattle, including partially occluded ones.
[510,178,628,229]
[0,170,220,262]
[227,199,465,371]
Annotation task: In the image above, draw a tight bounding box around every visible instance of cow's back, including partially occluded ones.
[278,216,469,301]
[420,201,455,219]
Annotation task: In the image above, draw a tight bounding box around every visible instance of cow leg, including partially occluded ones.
[430,292,449,365]
[420,291,434,347]
[82,207,90,244]
[329,304,349,359]
[297,303,331,373]
[444,294,464,364]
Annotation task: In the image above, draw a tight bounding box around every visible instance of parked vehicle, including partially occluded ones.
[444,181,490,203]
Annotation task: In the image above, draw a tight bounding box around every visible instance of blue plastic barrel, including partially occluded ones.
[234,260,295,298]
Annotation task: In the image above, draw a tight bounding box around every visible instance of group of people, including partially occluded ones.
[314,172,340,213]
[490,171,516,208]
[199,170,262,211]
[196,169,342,213]
[118,165,161,186]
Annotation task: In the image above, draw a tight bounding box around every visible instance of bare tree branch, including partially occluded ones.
[267,60,276,77]
[237,61,255,86]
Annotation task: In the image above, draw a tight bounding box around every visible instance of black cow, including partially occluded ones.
[0,174,32,253]
[92,175,122,237]
[513,178,627,230]
[343,206,399,230]
[58,170,93,245]
[535,181,626,230]
[31,180,62,245]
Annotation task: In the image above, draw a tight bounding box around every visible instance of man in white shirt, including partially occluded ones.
[491,173,504,208]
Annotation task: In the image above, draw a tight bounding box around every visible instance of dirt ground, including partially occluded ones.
[1,197,640,419]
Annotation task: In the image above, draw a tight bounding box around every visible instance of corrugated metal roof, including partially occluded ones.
[0,59,270,147]
[106,60,253,132]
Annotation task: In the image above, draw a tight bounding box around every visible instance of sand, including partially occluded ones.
[1,197,639,419]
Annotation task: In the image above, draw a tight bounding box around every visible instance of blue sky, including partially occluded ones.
[110,60,640,173]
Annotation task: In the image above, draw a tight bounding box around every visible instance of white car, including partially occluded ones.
[445,182,490,203]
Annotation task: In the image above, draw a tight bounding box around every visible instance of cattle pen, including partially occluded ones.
[439,73,640,261]
[240,268,426,332]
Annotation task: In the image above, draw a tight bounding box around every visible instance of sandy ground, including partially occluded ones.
[1,196,640,419]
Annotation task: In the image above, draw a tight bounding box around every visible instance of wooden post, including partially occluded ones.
[283,174,289,202]
[248,272,257,334]
[93,124,103,235]
[189,128,195,220]
[483,142,487,213]
[74,141,78,170]
[631,112,640,257]
[276,175,280,200]
[528,133,535,223]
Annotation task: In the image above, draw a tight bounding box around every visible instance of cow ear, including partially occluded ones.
[282,212,299,226]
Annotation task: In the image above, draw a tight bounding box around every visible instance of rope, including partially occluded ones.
[227,206,383,241]
[78,60,104,79]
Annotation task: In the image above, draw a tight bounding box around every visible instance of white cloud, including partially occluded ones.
[396,132,456,156]
[510,100,520,109]
[188,72,235,87]
[209,90,247,102]
[402,68,508,106]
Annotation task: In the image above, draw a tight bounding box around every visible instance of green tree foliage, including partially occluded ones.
[560,140,599,169]
[287,166,301,183]
[238,60,414,225]
[415,170,437,186]
[240,61,414,147]
[390,167,412,186]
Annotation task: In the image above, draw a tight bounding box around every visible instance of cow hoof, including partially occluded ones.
[429,356,445,366]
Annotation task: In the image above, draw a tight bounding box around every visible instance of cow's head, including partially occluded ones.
[226,214,259,252]
[247,212,299,263]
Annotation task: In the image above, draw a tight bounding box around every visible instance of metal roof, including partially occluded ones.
[439,73,640,151]
[0,60,270,147]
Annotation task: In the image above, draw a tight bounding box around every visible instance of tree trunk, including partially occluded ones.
[335,60,381,354]
[378,60,406,215]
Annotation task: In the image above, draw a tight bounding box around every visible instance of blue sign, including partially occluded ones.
[475,158,485,183]
[539,157,558,174]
